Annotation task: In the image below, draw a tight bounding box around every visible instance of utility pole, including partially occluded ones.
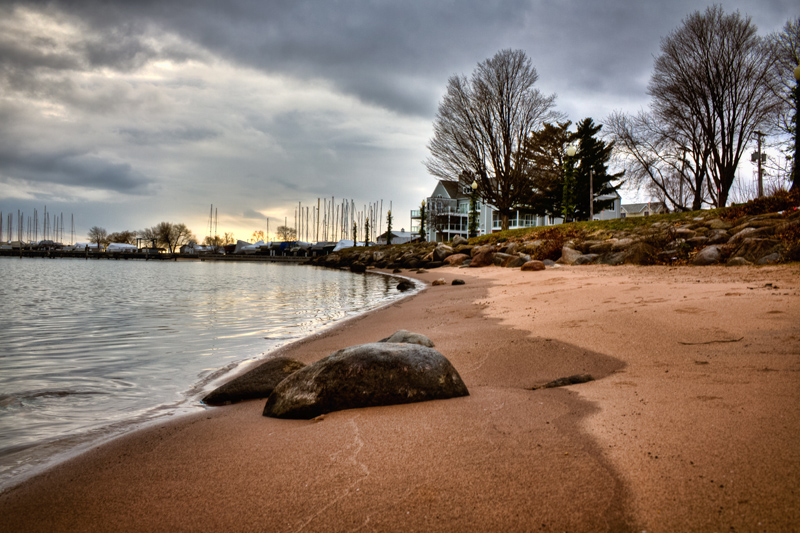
[754,130,764,198]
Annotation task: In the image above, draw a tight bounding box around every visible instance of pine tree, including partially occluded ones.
[386,210,393,245]
[522,119,623,221]
[570,118,624,221]
[522,121,574,218]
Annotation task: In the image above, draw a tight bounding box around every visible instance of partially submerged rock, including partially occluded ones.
[263,342,469,419]
[203,357,306,406]
[396,280,414,291]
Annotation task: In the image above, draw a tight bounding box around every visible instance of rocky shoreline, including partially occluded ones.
[312,204,800,271]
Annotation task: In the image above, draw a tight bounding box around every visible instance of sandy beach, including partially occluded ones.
[1,264,798,532]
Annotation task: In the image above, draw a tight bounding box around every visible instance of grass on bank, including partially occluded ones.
[469,189,800,247]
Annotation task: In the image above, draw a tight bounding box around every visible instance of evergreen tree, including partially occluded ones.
[522,121,574,218]
[570,118,624,221]
[522,119,623,221]
[386,210,393,245]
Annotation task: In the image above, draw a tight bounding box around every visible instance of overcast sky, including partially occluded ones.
[0,0,795,243]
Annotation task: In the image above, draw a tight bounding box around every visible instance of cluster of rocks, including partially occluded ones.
[310,209,799,270]
[558,212,800,267]
[203,330,469,419]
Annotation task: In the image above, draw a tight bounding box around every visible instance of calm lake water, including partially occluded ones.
[0,257,413,490]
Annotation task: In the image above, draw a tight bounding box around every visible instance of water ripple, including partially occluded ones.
[0,258,414,490]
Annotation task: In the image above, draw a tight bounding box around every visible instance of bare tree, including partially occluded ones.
[768,17,800,188]
[275,225,296,241]
[426,49,561,230]
[648,6,783,207]
[87,226,108,248]
[140,222,196,253]
[607,110,712,211]
[107,230,137,245]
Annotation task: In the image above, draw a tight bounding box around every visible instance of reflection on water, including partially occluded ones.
[0,258,411,489]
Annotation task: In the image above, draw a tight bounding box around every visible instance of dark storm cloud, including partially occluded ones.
[0,147,155,195]
[5,0,795,118]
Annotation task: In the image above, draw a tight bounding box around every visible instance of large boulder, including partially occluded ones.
[433,243,454,262]
[443,253,470,266]
[452,235,469,247]
[623,242,658,265]
[693,245,723,266]
[556,246,582,265]
[469,247,496,268]
[729,238,781,264]
[262,343,469,419]
[521,260,546,271]
[203,357,306,406]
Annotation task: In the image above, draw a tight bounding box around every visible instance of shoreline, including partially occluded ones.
[1,264,798,531]
[0,265,417,494]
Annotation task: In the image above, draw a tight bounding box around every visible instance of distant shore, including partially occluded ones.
[1,264,798,531]
[0,249,311,262]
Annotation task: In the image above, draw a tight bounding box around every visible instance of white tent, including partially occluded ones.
[106,242,138,252]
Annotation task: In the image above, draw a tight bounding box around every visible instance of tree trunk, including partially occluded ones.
[500,212,510,231]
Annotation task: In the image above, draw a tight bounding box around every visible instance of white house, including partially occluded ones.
[376,230,415,245]
[620,202,668,218]
[411,180,624,242]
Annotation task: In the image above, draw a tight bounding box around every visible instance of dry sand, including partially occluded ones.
[1,264,798,532]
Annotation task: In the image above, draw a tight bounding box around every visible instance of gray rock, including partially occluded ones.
[727,227,759,244]
[493,252,514,266]
[503,242,520,255]
[556,246,582,265]
[379,329,435,347]
[573,254,599,265]
[203,357,306,406]
[729,238,780,263]
[452,235,469,247]
[726,257,752,266]
[706,229,731,244]
[598,251,627,265]
[708,218,733,230]
[433,244,454,262]
[396,280,414,291]
[686,236,710,246]
[756,252,782,265]
[505,256,527,268]
[611,238,635,251]
[623,242,658,265]
[693,245,723,265]
[542,259,556,267]
[588,241,614,254]
[262,343,469,419]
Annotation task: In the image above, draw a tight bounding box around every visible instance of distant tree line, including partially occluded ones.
[425,9,799,225]
[88,222,197,253]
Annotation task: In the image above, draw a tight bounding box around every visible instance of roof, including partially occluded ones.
[621,202,667,214]
[431,180,471,200]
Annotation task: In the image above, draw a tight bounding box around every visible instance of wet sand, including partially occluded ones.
[1,264,798,532]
